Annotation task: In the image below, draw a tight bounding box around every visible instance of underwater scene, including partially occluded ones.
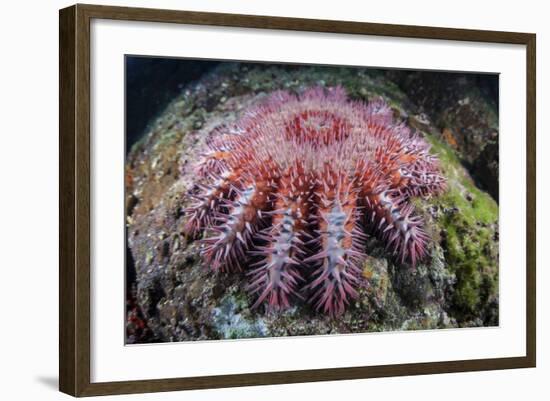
[125,57,499,343]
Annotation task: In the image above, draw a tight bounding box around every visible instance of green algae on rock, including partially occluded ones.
[423,136,499,324]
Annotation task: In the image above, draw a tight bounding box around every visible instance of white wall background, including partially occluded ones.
[0,0,546,400]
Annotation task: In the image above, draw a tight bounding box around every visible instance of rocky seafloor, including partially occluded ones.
[125,63,499,343]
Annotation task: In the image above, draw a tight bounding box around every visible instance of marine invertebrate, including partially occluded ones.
[184,86,446,316]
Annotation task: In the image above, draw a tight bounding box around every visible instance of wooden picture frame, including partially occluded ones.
[59,3,536,397]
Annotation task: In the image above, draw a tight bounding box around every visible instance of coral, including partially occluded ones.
[126,289,155,344]
[183,86,446,316]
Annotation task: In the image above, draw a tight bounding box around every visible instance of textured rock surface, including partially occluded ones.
[125,63,499,343]
[387,71,499,201]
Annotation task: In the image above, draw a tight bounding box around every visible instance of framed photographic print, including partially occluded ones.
[59,4,536,397]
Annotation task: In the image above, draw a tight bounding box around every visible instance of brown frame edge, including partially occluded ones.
[59,3,536,397]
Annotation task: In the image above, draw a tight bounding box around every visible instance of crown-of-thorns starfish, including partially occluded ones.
[184,86,446,316]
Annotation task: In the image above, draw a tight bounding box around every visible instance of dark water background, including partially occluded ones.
[125,56,220,153]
